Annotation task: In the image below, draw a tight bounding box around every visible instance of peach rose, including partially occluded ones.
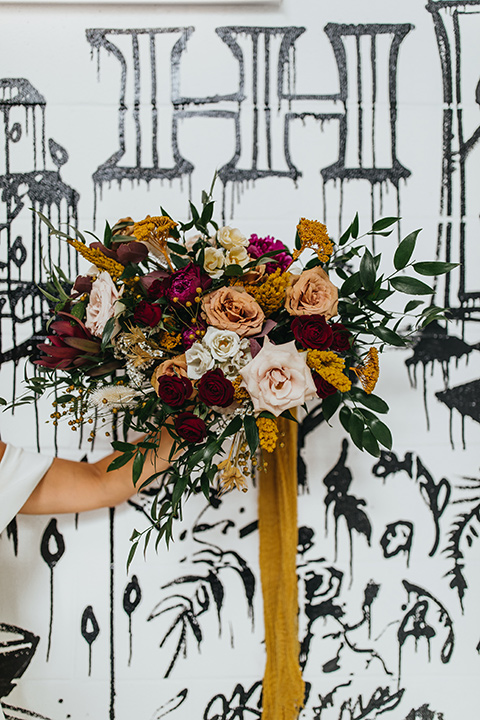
[285,266,338,319]
[85,271,123,338]
[151,354,188,391]
[202,287,265,338]
[239,337,317,416]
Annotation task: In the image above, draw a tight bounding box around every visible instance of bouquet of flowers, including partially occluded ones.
[29,188,454,558]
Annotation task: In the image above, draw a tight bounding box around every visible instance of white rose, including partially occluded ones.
[185,342,215,380]
[203,326,241,362]
[226,245,249,268]
[216,226,248,250]
[203,246,225,278]
[85,271,123,338]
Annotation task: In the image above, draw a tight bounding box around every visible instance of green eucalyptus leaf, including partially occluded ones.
[373,326,406,346]
[412,261,458,276]
[340,273,362,296]
[224,264,244,277]
[393,230,420,270]
[132,450,146,486]
[369,417,393,450]
[349,411,364,450]
[108,453,134,472]
[390,276,433,295]
[404,299,424,313]
[371,217,399,232]
[339,406,351,432]
[350,389,389,413]
[244,414,260,455]
[360,248,376,290]
[101,317,116,350]
[350,213,359,239]
[219,414,243,440]
[322,392,341,422]
[172,474,189,507]
[362,428,381,457]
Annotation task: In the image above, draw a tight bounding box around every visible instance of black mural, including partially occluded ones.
[40,518,65,661]
[81,606,100,676]
[123,575,142,666]
[86,23,412,226]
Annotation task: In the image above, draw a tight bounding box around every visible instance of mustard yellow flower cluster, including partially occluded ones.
[244,269,291,315]
[353,347,379,394]
[68,239,124,280]
[307,350,352,392]
[133,215,177,269]
[158,331,182,351]
[233,376,250,402]
[293,217,333,263]
[257,416,279,453]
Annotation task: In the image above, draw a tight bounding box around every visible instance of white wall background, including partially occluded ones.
[0,1,479,719]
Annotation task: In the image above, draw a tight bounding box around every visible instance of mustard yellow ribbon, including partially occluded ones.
[258,414,305,720]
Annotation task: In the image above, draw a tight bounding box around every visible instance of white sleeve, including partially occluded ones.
[0,444,54,534]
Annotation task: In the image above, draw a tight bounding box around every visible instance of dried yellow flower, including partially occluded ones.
[293,218,333,263]
[133,215,178,269]
[232,376,250,402]
[307,350,352,392]
[352,347,379,394]
[217,458,248,494]
[67,239,124,280]
[256,416,279,453]
[158,331,182,351]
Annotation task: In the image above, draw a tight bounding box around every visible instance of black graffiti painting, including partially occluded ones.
[40,518,65,662]
[0,79,79,374]
[86,23,412,226]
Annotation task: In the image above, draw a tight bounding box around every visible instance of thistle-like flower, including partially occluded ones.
[35,312,102,370]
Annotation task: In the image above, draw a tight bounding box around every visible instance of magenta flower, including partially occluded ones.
[247,234,293,274]
[165,264,211,305]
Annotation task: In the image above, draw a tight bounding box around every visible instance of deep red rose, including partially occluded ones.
[174,412,207,443]
[166,264,212,305]
[157,375,193,407]
[312,371,337,399]
[133,300,162,327]
[197,368,235,408]
[330,323,352,352]
[291,315,333,349]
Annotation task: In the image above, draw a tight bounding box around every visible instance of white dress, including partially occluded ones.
[0,444,53,720]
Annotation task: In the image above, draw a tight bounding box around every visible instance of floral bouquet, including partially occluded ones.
[29,188,454,559]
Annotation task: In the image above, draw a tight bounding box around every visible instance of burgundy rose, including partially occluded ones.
[197,368,235,408]
[133,300,162,327]
[174,412,207,443]
[157,375,193,407]
[312,372,337,399]
[166,264,212,305]
[330,323,351,352]
[291,315,333,350]
[247,234,293,274]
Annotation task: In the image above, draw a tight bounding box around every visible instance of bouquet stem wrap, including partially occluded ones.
[259,413,305,720]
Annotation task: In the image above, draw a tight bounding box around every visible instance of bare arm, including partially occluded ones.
[3,429,174,515]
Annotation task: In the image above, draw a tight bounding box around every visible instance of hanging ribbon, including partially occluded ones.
[258,414,305,720]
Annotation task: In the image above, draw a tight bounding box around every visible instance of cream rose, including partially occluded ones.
[85,271,122,338]
[239,337,317,416]
[203,326,241,362]
[216,226,248,250]
[226,245,249,268]
[202,286,265,338]
[285,266,338,319]
[185,342,214,380]
[202,246,225,278]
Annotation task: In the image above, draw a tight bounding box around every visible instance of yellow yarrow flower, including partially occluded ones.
[307,350,352,392]
[244,269,291,315]
[232,376,250,402]
[67,239,124,280]
[352,347,379,394]
[256,416,279,453]
[158,331,182,351]
[133,215,178,269]
[293,218,333,263]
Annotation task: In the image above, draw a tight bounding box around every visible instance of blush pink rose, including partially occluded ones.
[285,266,338,319]
[239,337,317,416]
[202,286,265,338]
[85,271,122,338]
